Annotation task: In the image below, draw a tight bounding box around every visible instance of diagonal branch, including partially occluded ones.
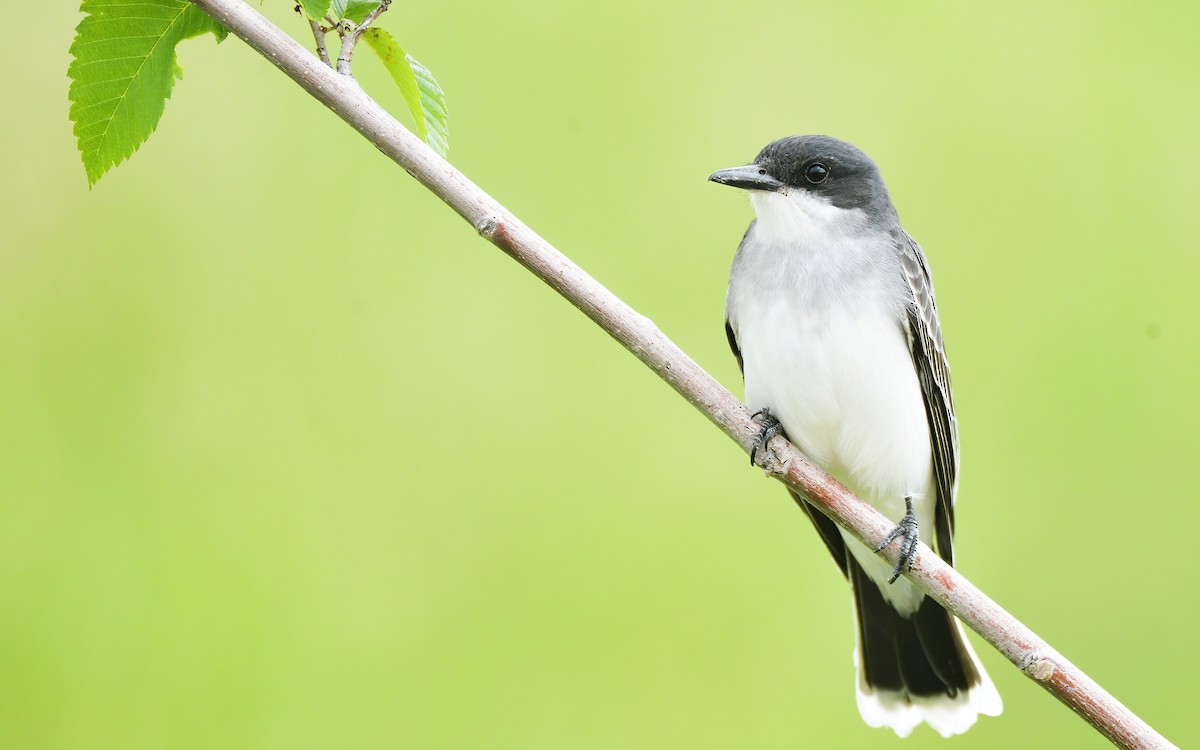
[188,2,1177,748]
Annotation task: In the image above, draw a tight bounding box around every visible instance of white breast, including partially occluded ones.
[727,190,934,613]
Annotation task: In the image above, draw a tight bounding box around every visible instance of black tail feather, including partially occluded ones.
[850,556,978,699]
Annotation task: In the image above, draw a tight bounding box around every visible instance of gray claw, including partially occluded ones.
[750,408,784,466]
[873,496,919,583]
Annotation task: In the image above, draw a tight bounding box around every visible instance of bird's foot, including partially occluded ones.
[873,496,919,584]
[749,408,785,467]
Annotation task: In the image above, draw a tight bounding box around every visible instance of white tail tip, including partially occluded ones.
[853,624,1002,737]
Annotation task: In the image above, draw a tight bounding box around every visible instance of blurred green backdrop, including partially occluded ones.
[3,1,1197,748]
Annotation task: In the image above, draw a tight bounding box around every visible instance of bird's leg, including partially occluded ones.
[873,495,920,583]
[749,407,785,466]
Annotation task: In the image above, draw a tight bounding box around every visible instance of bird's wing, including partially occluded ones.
[726,315,848,578]
[897,230,959,565]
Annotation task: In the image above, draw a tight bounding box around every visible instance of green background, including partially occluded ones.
[4,1,1197,747]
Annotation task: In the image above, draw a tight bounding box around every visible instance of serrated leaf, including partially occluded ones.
[300,0,331,20]
[68,0,226,186]
[342,0,380,23]
[362,29,449,157]
[329,0,348,20]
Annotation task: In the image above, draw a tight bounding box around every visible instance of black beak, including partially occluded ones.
[708,165,785,192]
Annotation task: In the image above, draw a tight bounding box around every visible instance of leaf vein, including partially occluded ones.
[70,35,163,50]
[70,55,153,69]
[71,96,125,114]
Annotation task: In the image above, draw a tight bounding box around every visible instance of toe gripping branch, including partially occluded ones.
[749,408,785,466]
[873,496,920,584]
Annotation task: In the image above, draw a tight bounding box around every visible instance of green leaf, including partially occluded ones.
[329,0,348,20]
[362,29,449,157]
[300,0,332,20]
[342,0,380,23]
[68,0,227,186]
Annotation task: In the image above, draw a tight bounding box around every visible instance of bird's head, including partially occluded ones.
[709,135,890,214]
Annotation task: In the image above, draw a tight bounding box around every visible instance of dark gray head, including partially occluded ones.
[709,135,893,214]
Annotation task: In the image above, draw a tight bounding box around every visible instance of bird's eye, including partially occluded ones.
[804,163,829,184]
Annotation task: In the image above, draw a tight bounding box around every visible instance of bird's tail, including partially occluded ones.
[849,557,1002,737]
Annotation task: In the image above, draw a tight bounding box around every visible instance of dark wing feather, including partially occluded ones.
[789,490,849,577]
[897,230,959,565]
[725,321,743,374]
[725,315,849,577]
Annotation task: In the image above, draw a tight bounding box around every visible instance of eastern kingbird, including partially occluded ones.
[710,136,1002,737]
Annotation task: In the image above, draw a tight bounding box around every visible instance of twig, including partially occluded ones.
[334,0,390,75]
[187,2,1177,748]
[308,18,330,67]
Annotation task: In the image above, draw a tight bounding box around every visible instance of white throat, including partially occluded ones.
[748,189,871,250]
[726,189,897,320]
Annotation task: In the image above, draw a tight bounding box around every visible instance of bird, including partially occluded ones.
[709,135,1002,737]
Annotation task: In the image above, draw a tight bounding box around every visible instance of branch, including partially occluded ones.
[334,0,389,75]
[188,2,1177,748]
[307,18,330,67]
